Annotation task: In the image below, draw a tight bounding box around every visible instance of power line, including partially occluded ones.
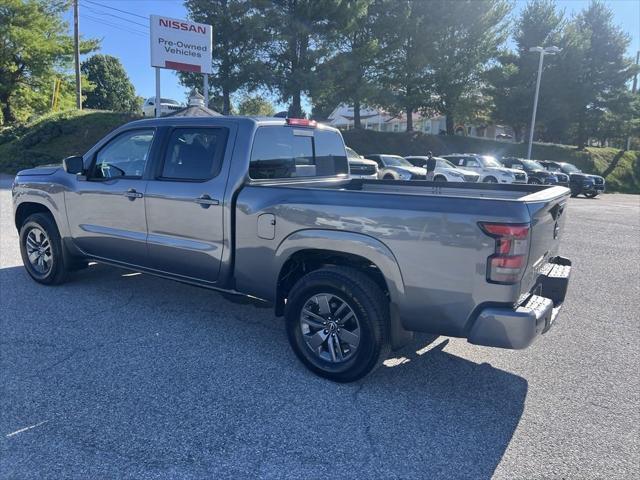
[82,0,148,20]
[82,13,148,37]
[81,3,149,29]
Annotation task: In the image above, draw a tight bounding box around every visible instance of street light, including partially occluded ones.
[527,46,561,159]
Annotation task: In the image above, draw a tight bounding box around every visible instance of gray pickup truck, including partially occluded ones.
[12,116,572,382]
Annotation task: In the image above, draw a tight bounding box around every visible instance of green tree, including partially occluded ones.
[0,0,98,123]
[487,0,565,142]
[180,0,267,115]
[563,0,636,148]
[426,0,511,135]
[257,0,341,118]
[371,0,433,131]
[81,55,138,112]
[237,95,275,116]
[312,0,380,128]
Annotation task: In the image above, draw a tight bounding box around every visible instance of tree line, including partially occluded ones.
[182,0,638,149]
[1,0,638,149]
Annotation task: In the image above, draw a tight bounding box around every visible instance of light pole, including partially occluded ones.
[527,46,561,159]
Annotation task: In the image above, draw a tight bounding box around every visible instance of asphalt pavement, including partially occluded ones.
[1,178,638,479]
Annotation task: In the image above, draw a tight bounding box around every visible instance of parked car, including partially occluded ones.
[539,161,604,198]
[142,97,183,117]
[404,156,480,182]
[346,147,378,179]
[13,116,572,382]
[500,157,558,185]
[364,154,426,180]
[441,154,528,184]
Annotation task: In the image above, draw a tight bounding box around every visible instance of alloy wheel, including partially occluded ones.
[25,227,53,275]
[299,293,361,363]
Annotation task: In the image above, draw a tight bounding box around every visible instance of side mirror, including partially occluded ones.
[63,155,84,175]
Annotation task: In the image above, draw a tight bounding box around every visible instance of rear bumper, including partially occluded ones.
[467,256,572,349]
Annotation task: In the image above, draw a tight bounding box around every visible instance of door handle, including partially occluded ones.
[194,194,220,208]
[124,188,143,200]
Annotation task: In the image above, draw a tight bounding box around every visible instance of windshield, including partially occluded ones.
[436,159,457,169]
[521,159,545,170]
[346,147,362,160]
[480,156,502,168]
[561,163,581,173]
[381,155,413,167]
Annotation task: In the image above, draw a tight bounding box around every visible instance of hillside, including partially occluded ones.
[0,110,140,173]
[0,111,637,193]
[343,130,639,194]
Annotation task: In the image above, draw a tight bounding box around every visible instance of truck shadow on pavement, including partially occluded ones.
[1,263,527,480]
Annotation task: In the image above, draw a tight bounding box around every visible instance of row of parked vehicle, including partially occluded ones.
[346,147,605,198]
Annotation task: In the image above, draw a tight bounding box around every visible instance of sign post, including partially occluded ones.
[149,15,213,115]
[155,67,161,117]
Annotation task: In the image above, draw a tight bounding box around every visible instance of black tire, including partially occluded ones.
[584,192,598,198]
[285,266,390,382]
[19,213,69,285]
[570,191,579,198]
[483,176,498,183]
[383,174,395,180]
[529,178,541,185]
[434,175,447,182]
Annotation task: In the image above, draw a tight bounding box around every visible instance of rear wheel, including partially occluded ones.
[383,174,395,180]
[434,175,447,182]
[483,176,498,183]
[584,192,598,198]
[285,266,389,382]
[19,213,69,285]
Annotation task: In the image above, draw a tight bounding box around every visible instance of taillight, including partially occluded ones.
[286,118,317,127]
[479,222,530,284]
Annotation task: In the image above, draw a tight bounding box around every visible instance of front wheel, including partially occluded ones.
[584,192,598,198]
[434,175,447,182]
[19,213,69,285]
[285,266,389,382]
[483,176,498,183]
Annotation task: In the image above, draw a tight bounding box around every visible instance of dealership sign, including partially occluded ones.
[150,15,212,73]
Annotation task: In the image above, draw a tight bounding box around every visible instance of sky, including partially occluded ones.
[67,0,640,110]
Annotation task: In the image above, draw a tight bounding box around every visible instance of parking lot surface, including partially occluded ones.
[1,177,638,479]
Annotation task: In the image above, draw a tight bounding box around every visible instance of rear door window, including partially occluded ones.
[160,128,228,181]
[249,126,348,179]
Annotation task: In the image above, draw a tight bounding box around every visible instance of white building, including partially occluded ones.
[326,104,513,140]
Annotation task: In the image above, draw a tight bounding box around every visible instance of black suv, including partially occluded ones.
[500,157,559,185]
[539,161,605,198]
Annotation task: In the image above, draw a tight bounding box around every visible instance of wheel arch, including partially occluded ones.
[273,230,411,349]
[14,201,54,230]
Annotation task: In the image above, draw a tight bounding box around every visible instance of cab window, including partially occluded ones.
[249,126,348,179]
[160,128,228,181]
[93,129,154,179]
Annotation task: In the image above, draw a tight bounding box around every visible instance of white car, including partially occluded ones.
[142,97,183,117]
[364,154,427,180]
[441,154,528,184]
[404,156,480,182]
[346,147,379,179]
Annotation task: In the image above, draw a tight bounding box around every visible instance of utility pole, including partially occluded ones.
[527,46,561,159]
[73,0,82,110]
[627,51,639,151]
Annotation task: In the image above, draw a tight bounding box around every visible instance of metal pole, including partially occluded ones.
[73,0,82,110]
[527,51,545,159]
[627,51,639,150]
[155,67,161,118]
[203,74,209,108]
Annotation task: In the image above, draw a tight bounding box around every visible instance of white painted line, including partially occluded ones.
[5,420,48,438]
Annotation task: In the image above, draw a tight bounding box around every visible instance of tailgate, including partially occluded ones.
[520,187,570,296]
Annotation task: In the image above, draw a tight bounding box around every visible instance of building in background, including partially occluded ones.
[327,104,513,141]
